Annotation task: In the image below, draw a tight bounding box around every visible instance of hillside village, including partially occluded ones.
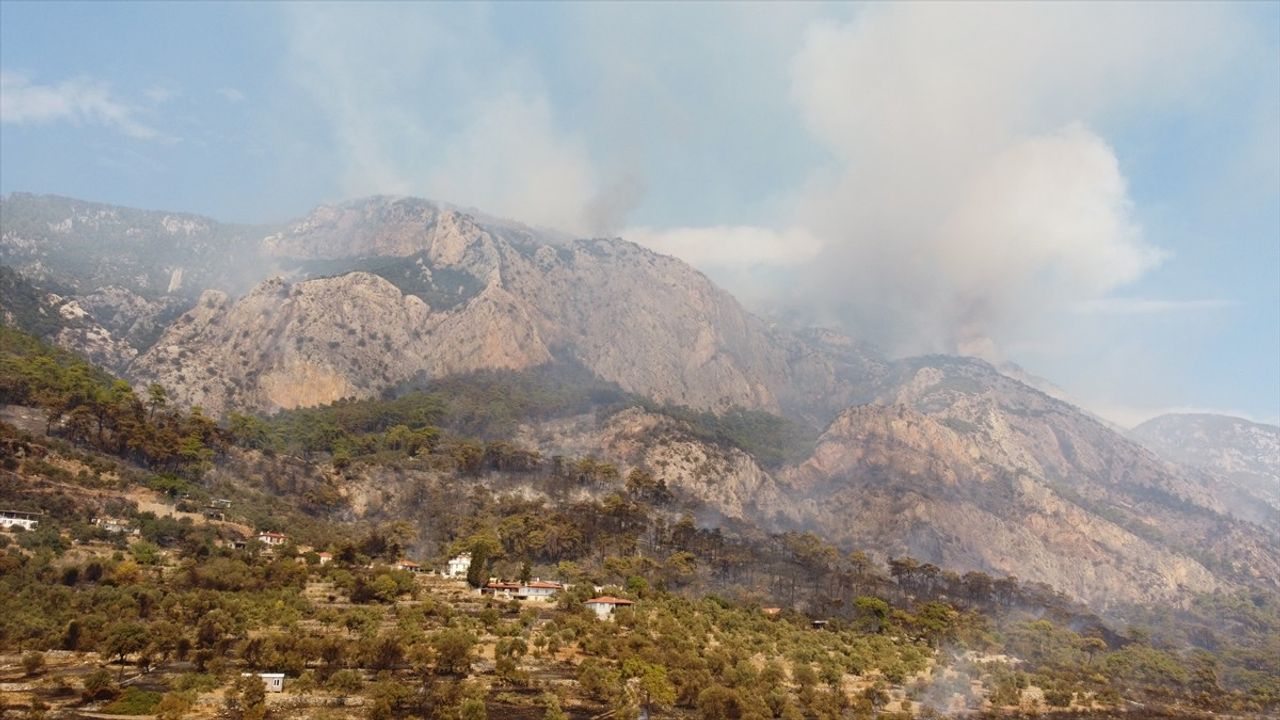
[2,325,1278,719]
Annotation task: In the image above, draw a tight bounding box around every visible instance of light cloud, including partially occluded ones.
[1091,403,1280,430]
[1073,298,1236,316]
[144,85,176,104]
[282,4,598,234]
[218,87,246,103]
[0,72,160,140]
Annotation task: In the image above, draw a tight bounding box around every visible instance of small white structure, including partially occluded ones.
[242,672,284,693]
[255,531,288,547]
[445,552,471,578]
[584,596,635,620]
[317,551,332,566]
[92,517,136,535]
[0,510,40,531]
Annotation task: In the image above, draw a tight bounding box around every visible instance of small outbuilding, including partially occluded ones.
[242,672,285,692]
[92,517,137,535]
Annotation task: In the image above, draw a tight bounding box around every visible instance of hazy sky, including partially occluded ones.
[1,1,1277,426]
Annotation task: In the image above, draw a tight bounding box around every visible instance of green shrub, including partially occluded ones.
[102,688,163,715]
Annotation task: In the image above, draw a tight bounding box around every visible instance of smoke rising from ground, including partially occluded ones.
[273,3,1270,422]
[642,3,1239,360]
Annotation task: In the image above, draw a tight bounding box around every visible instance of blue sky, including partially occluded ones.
[1,1,1277,426]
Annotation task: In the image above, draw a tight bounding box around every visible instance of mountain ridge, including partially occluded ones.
[3,192,1276,611]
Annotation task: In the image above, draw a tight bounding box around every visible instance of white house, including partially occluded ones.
[445,552,471,578]
[317,551,332,566]
[584,596,634,620]
[0,510,40,531]
[242,672,284,693]
[520,579,563,600]
[255,531,288,547]
[484,579,563,600]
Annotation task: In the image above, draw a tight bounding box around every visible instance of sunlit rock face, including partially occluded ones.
[131,195,883,419]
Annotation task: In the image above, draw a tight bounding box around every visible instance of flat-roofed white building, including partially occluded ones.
[0,510,40,531]
[242,672,284,692]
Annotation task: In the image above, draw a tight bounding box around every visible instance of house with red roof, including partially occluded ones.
[396,559,423,573]
[584,596,634,619]
[255,531,288,547]
[482,578,565,601]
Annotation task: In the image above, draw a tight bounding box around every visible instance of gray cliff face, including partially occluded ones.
[0,266,137,371]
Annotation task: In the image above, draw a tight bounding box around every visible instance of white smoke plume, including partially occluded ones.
[637,3,1244,360]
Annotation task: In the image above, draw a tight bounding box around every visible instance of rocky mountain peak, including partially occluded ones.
[261,195,500,263]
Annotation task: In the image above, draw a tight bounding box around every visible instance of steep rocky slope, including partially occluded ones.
[0,266,138,370]
[8,192,1278,611]
[132,196,881,417]
[130,272,548,416]
[1132,413,1280,526]
[777,358,1280,607]
[517,407,797,525]
[0,193,267,299]
[508,359,1280,607]
[781,404,1221,607]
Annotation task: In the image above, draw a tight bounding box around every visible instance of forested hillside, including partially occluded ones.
[2,328,1277,718]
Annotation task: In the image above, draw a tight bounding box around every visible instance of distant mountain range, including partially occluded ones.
[1131,413,1280,527]
[3,191,1276,608]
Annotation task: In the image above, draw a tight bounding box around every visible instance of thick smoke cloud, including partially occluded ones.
[636,3,1240,360]
[276,2,1269,422]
